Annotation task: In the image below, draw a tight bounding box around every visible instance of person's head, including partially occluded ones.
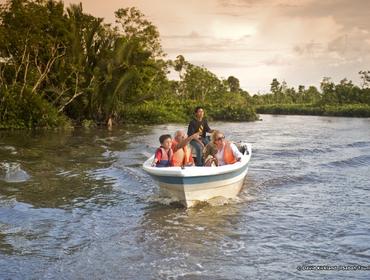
[194,106,204,120]
[211,130,225,147]
[159,134,172,149]
[174,130,186,142]
[204,143,218,157]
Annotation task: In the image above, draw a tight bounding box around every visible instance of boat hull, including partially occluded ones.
[151,164,249,207]
[143,143,252,207]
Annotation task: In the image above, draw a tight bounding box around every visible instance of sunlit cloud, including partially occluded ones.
[62,0,370,93]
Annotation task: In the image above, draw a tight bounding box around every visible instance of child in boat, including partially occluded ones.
[203,143,219,167]
[152,134,173,167]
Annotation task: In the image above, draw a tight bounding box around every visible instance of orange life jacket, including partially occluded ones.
[223,141,237,164]
[171,140,193,166]
[156,147,173,167]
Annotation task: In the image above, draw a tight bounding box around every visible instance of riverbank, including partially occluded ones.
[123,100,259,124]
[255,103,370,118]
[0,100,259,129]
[4,101,370,130]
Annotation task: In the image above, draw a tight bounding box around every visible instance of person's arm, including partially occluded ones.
[187,120,195,136]
[152,149,162,166]
[204,119,213,133]
[175,132,200,150]
[230,143,243,161]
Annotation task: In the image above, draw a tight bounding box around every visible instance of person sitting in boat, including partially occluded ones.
[171,130,200,167]
[187,106,214,166]
[152,134,173,167]
[211,130,243,166]
[203,143,218,167]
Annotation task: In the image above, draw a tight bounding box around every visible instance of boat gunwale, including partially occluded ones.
[143,143,252,178]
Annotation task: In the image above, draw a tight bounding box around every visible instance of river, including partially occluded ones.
[1,115,370,279]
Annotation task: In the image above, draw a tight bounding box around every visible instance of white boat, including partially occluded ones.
[143,143,252,207]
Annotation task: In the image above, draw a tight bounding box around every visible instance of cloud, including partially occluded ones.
[327,29,370,57]
[293,41,324,56]
[162,32,261,55]
[162,32,213,39]
[277,0,370,32]
[62,0,370,92]
[263,55,293,66]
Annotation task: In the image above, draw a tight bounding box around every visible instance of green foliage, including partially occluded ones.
[114,7,163,58]
[209,105,257,121]
[0,0,171,128]
[253,75,370,117]
[0,87,70,129]
[121,97,258,124]
[81,119,96,128]
[255,104,370,118]
[4,0,369,130]
[226,76,240,93]
[181,64,226,102]
[321,104,370,117]
[121,101,187,124]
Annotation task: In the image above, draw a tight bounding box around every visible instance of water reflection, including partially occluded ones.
[0,231,16,255]
[0,128,133,208]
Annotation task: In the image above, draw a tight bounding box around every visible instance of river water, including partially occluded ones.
[0,114,369,280]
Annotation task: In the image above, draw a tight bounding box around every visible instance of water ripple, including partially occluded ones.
[323,154,370,168]
[1,115,370,280]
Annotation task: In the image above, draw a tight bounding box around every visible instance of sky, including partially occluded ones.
[61,0,370,93]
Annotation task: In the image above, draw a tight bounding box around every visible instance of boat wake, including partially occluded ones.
[145,193,246,209]
[145,194,185,208]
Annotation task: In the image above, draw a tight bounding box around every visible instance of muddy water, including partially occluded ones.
[1,115,370,279]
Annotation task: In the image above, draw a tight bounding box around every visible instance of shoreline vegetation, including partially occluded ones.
[1,1,370,129]
[256,104,370,118]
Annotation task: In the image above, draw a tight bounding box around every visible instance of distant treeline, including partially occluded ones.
[0,1,369,129]
[252,75,370,117]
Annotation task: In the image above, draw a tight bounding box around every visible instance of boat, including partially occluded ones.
[142,143,252,207]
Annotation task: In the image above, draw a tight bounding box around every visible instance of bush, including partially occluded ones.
[120,98,258,124]
[209,105,258,121]
[0,88,71,129]
[121,102,188,124]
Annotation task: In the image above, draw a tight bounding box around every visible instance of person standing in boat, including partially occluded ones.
[211,130,242,166]
[187,106,214,166]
